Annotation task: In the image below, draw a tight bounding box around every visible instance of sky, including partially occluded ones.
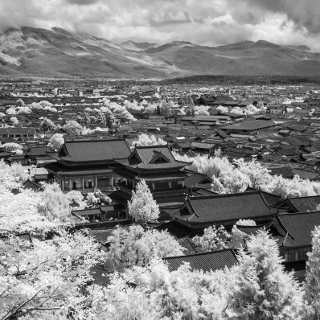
[1,0,320,50]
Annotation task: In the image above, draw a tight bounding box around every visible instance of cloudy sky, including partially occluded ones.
[1,0,320,50]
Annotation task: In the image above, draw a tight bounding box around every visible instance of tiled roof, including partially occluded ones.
[164,249,238,272]
[287,196,320,212]
[126,145,188,170]
[134,145,175,164]
[222,119,277,132]
[277,211,320,247]
[58,139,130,162]
[178,191,275,225]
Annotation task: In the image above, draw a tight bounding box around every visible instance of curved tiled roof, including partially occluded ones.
[58,139,131,162]
[178,191,276,225]
[164,249,238,272]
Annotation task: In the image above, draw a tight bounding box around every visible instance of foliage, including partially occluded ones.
[62,120,83,136]
[131,133,166,147]
[305,226,320,319]
[174,152,320,198]
[40,117,56,132]
[10,116,19,126]
[106,225,184,270]
[228,230,304,320]
[0,161,29,190]
[235,219,257,226]
[101,98,136,123]
[2,142,23,153]
[85,260,236,320]
[0,230,105,320]
[128,179,160,223]
[193,105,210,116]
[192,225,231,252]
[48,133,64,151]
[37,183,73,223]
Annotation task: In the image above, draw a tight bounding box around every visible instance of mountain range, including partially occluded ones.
[0,26,320,79]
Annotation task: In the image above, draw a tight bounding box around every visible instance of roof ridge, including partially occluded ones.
[189,190,260,200]
[288,195,320,200]
[135,144,168,149]
[279,210,320,216]
[65,138,125,143]
[164,248,236,260]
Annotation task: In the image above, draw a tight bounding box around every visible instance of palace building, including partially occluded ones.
[45,138,131,193]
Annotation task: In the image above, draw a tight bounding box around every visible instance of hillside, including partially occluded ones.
[0,27,320,79]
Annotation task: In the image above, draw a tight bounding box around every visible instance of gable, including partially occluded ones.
[150,151,170,164]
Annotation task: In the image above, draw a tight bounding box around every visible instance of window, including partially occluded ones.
[84,178,94,189]
[72,179,82,190]
[98,177,113,189]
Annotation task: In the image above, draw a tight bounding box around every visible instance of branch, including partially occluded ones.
[1,289,42,320]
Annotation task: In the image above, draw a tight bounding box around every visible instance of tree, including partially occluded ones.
[10,116,19,126]
[37,183,72,224]
[2,142,23,154]
[228,230,304,320]
[48,133,64,151]
[174,152,320,198]
[106,225,184,270]
[192,225,231,252]
[63,120,83,136]
[40,117,56,134]
[85,259,236,320]
[131,134,166,148]
[0,230,105,320]
[128,179,160,223]
[305,226,320,319]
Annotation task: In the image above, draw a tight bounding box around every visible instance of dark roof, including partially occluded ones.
[57,139,130,163]
[124,145,188,170]
[191,142,215,150]
[222,119,277,132]
[287,196,320,212]
[164,249,238,272]
[184,171,212,189]
[177,191,276,225]
[277,211,320,247]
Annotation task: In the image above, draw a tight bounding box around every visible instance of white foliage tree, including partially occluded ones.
[48,133,64,151]
[128,179,160,223]
[37,183,72,223]
[131,134,166,148]
[192,225,231,252]
[63,120,83,136]
[85,259,236,320]
[106,225,184,270]
[0,231,105,320]
[228,230,304,319]
[305,226,320,319]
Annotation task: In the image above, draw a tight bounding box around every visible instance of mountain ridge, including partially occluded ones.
[0,26,319,79]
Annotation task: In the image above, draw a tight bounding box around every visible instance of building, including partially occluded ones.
[171,191,278,230]
[221,119,277,135]
[0,127,37,142]
[45,138,131,193]
[114,145,189,208]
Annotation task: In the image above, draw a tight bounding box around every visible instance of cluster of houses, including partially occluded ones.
[1,79,320,279]
[2,136,318,281]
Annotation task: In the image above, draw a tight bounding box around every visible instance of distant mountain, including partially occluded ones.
[0,26,320,79]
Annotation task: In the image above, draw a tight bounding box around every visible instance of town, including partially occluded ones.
[2,76,320,315]
[3,0,320,316]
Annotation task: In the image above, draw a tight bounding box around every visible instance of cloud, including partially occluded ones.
[65,0,100,5]
[229,0,320,34]
[0,0,319,50]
